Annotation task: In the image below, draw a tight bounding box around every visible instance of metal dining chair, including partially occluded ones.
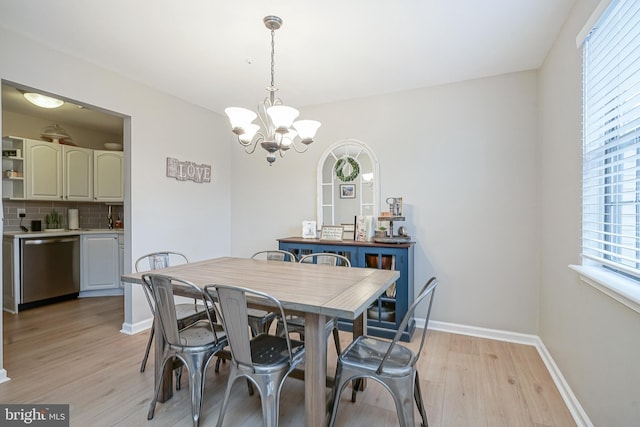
[142,274,227,427]
[275,252,350,355]
[328,276,439,427]
[214,249,298,379]
[247,250,297,336]
[204,284,305,427]
[135,251,209,389]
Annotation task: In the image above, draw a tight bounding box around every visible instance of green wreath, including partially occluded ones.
[335,156,360,182]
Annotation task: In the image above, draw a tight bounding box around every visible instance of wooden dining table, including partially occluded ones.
[121,256,399,427]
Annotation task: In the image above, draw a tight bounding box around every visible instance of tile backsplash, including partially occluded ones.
[3,200,124,232]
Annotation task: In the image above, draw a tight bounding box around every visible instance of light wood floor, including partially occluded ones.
[0,297,576,426]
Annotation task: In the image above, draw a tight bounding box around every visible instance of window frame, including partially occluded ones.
[575,0,640,314]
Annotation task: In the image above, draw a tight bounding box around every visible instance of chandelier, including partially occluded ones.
[225,16,321,165]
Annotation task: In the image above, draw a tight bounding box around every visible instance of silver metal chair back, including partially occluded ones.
[135,251,205,378]
[329,276,439,427]
[135,251,189,272]
[204,284,305,427]
[278,252,349,355]
[379,276,437,372]
[142,274,227,427]
[245,250,296,337]
[251,249,297,262]
[299,252,351,267]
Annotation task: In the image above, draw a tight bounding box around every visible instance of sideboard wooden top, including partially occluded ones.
[278,236,415,249]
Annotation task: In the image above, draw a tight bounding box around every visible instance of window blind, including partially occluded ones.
[583,0,640,280]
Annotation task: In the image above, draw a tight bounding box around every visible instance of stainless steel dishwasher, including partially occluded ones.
[20,235,80,310]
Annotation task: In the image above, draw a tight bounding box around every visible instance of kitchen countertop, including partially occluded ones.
[4,229,124,238]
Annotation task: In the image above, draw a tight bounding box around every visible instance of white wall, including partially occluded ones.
[230,71,540,334]
[539,0,640,425]
[0,27,231,341]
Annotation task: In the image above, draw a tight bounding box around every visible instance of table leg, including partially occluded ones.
[154,314,173,403]
[304,312,327,427]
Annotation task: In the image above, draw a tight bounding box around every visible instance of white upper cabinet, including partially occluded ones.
[93,150,124,202]
[25,139,63,200]
[7,138,123,202]
[63,145,93,201]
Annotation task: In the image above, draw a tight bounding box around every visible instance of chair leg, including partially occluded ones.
[184,354,208,427]
[275,320,285,337]
[147,355,171,421]
[332,326,342,354]
[328,364,348,427]
[350,378,361,402]
[414,371,428,427]
[216,366,242,427]
[140,324,155,372]
[386,376,415,427]
[175,363,182,391]
[258,381,280,427]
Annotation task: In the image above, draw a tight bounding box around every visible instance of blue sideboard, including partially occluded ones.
[278,237,415,342]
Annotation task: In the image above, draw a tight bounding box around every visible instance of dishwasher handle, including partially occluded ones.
[23,237,80,245]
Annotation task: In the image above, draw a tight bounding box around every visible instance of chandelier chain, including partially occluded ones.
[270,28,276,94]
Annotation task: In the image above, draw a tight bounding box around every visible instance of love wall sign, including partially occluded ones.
[166,157,212,183]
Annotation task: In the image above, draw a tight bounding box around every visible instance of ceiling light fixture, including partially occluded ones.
[23,92,64,109]
[225,15,321,165]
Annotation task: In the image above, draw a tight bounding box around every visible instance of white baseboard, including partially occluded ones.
[79,288,124,298]
[120,317,152,335]
[0,369,9,384]
[423,319,593,427]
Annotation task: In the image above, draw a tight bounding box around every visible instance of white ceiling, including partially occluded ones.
[0,0,576,133]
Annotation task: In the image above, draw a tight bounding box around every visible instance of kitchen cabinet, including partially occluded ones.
[118,233,124,288]
[25,139,63,200]
[2,136,123,202]
[2,136,26,200]
[26,141,95,201]
[278,237,416,342]
[81,233,120,291]
[63,145,93,201]
[94,150,124,202]
[2,236,18,312]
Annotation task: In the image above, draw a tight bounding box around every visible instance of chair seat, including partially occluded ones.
[247,308,277,322]
[285,315,305,329]
[250,334,305,371]
[175,303,208,320]
[340,336,415,377]
[177,320,226,349]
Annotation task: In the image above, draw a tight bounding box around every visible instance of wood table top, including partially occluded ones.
[122,256,399,319]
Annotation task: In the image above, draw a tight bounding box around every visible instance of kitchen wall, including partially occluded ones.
[2,109,121,151]
[3,200,123,231]
[538,0,640,425]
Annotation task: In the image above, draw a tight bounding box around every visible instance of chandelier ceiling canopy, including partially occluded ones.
[225,15,321,165]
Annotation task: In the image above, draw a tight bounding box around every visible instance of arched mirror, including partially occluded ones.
[317,139,380,228]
